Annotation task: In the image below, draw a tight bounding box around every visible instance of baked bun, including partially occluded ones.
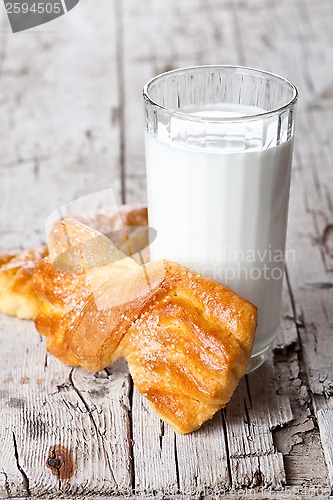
[34,218,257,433]
[0,247,47,319]
[0,206,148,320]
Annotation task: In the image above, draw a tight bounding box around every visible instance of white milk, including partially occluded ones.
[145,104,294,358]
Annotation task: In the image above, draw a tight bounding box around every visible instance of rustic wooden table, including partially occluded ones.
[0,0,333,498]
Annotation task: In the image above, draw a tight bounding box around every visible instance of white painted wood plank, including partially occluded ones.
[224,356,292,489]
[272,349,330,487]
[131,388,178,495]
[6,492,333,500]
[0,0,122,251]
[300,106,333,269]
[234,0,333,489]
[0,1,132,496]
[286,125,333,397]
[273,278,299,354]
[0,317,132,497]
[132,383,230,496]
[317,408,333,491]
[124,176,147,206]
[295,1,333,107]
[121,0,239,187]
[175,411,230,495]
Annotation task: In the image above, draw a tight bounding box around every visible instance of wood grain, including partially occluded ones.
[0,318,132,497]
[318,409,333,489]
[233,0,333,492]
[0,0,122,251]
[1,0,333,497]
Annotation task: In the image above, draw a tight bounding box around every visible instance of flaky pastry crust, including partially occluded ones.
[33,218,257,434]
[0,247,48,319]
[0,206,148,320]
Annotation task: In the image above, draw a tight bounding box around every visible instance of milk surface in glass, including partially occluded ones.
[145,103,294,359]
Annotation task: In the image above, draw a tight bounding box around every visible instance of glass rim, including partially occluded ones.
[143,65,299,123]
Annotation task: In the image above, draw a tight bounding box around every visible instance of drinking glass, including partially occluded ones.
[143,66,298,372]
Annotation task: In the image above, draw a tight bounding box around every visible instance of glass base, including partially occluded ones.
[245,345,271,374]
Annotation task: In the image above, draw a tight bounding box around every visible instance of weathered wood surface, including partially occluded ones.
[318,409,333,489]
[0,0,333,498]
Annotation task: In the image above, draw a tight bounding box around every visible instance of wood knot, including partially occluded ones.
[253,468,265,487]
[46,445,74,479]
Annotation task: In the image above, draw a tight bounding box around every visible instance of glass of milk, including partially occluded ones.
[143,66,298,372]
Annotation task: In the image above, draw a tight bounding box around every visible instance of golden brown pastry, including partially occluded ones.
[34,218,141,365]
[34,218,257,434]
[122,260,256,433]
[0,247,47,319]
[0,206,148,321]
